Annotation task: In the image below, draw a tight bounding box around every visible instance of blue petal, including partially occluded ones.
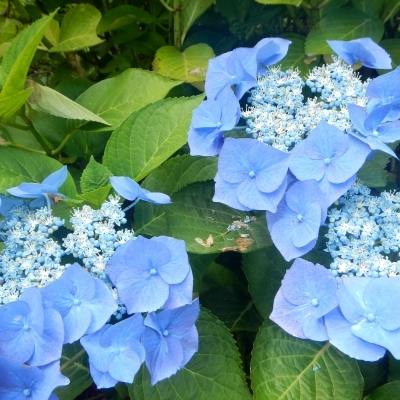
[317,174,356,207]
[188,127,225,156]
[41,165,68,188]
[180,325,199,367]
[110,176,140,201]
[364,104,392,131]
[376,120,400,143]
[162,268,193,310]
[138,188,171,204]
[213,173,251,211]
[106,239,133,284]
[302,316,328,341]
[255,38,291,73]
[325,307,386,361]
[62,304,92,343]
[88,362,118,389]
[0,195,25,216]
[347,103,369,136]
[291,203,321,248]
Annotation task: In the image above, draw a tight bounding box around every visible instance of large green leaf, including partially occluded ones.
[77,185,111,208]
[180,0,214,43]
[75,69,182,130]
[55,342,92,400]
[153,44,215,82]
[80,156,112,193]
[242,247,288,318]
[189,253,217,292]
[357,151,390,187]
[251,323,364,400]
[364,382,400,400]
[27,80,110,124]
[135,155,218,236]
[97,5,153,34]
[49,4,103,52]
[351,0,385,17]
[103,95,203,181]
[305,8,384,55]
[129,309,252,400]
[0,12,55,96]
[377,39,400,74]
[358,358,388,396]
[0,147,77,198]
[165,181,272,254]
[0,88,32,120]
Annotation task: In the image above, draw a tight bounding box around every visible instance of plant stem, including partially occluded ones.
[60,348,87,371]
[159,0,174,12]
[50,129,79,156]
[173,0,181,49]
[122,198,140,213]
[2,142,46,155]
[19,113,52,155]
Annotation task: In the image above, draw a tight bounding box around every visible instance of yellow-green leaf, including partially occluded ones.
[255,0,302,5]
[0,88,32,121]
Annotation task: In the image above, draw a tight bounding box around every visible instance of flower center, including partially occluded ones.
[22,324,30,331]
[324,158,331,165]
[297,214,303,222]
[73,298,81,306]
[150,268,157,275]
[163,329,169,336]
[216,121,222,128]
[367,313,376,322]
[311,298,319,306]
[371,131,379,137]
[248,170,255,178]
[23,389,31,396]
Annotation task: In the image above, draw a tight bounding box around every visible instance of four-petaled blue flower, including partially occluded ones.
[270,259,338,341]
[0,288,64,366]
[267,180,327,261]
[41,263,117,344]
[142,299,200,385]
[188,87,241,156]
[107,236,193,313]
[110,176,171,205]
[213,138,290,212]
[7,166,68,208]
[327,38,392,69]
[289,120,371,205]
[81,313,145,389]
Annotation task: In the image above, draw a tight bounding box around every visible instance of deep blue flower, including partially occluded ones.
[266,180,327,261]
[347,103,400,157]
[327,38,391,69]
[107,236,193,313]
[324,307,386,362]
[270,259,338,341]
[188,87,241,156]
[366,66,400,120]
[142,299,199,385]
[0,357,69,400]
[81,313,145,389]
[205,47,258,100]
[7,166,68,208]
[289,120,371,205]
[110,176,171,205]
[41,263,117,344]
[335,276,400,359]
[255,38,291,74]
[213,138,290,212]
[0,195,25,216]
[0,288,64,366]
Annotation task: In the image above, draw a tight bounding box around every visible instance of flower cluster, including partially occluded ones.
[271,259,400,362]
[326,182,400,277]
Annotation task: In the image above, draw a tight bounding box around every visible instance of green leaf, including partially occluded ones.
[55,342,91,400]
[44,18,59,47]
[305,8,384,55]
[26,80,110,124]
[242,247,288,318]
[189,253,217,293]
[103,95,203,181]
[255,0,302,6]
[357,151,390,187]
[201,287,264,331]
[97,5,153,34]
[364,382,400,400]
[153,44,215,82]
[200,262,247,293]
[165,181,272,254]
[80,156,112,193]
[129,309,252,400]
[389,353,400,382]
[181,0,214,43]
[135,155,218,236]
[216,0,250,23]
[251,323,364,400]
[49,5,103,52]
[279,37,318,77]
[76,69,181,130]
[77,185,111,208]
[377,39,400,74]
[0,147,77,198]
[357,357,388,396]
[0,88,32,121]
[381,0,400,23]
[351,0,385,17]
[0,12,55,96]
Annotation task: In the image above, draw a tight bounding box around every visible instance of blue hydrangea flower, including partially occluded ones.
[254,38,291,74]
[205,47,258,100]
[289,120,371,205]
[0,357,69,400]
[366,66,400,120]
[0,287,64,367]
[41,263,117,344]
[327,38,392,69]
[213,138,290,212]
[188,87,241,156]
[7,166,68,208]
[0,195,25,216]
[270,259,338,341]
[347,103,400,157]
[107,236,193,313]
[324,307,386,361]
[336,276,400,359]
[110,176,171,205]
[142,299,199,385]
[266,180,327,261]
[81,313,145,389]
